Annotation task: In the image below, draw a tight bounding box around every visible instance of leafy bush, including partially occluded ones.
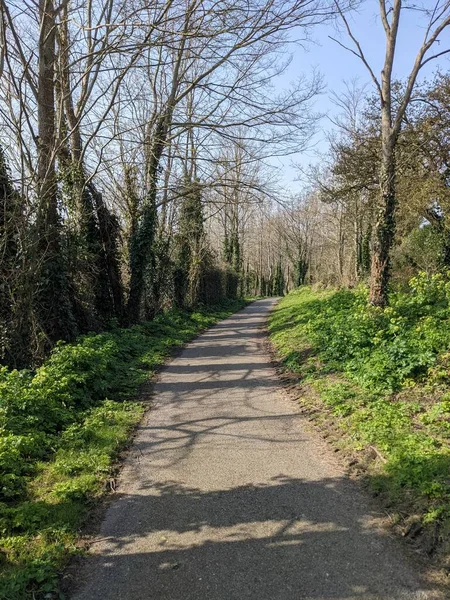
[297,273,450,392]
[392,224,444,280]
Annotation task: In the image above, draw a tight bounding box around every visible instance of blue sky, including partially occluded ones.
[275,0,450,192]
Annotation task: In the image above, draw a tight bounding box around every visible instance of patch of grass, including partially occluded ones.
[269,280,450,553]
[0,400,143,600]
[0,299,246,599]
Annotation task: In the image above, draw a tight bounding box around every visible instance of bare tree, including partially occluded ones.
[118,0,330,320]
[333,0,450,305]
[0,0,337,361]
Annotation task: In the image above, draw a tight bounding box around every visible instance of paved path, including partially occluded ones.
[73,299,437,600]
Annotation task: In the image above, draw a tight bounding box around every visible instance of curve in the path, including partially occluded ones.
[72,299,436,600]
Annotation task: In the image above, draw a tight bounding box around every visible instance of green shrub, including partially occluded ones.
[294,273,450,392]
[269,276,450,546]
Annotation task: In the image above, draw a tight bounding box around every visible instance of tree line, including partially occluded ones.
[216,2,450,304]
[0,0,330,367]
[232,71,450,297]
[1,1,450,368]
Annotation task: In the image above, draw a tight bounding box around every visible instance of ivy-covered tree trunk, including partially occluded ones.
[126,11,188,321]
[127,111,174,322]
[369,140,396,307]
[360,222,372,276]
[173,179,204,308]
[57,7,123,328]
[296,256,308,287]
[35,0,77,353]
[127,195,157,323]
[273,261,285,296]
[223,206,241,271]
[61,166,101,331]
[186,181,204,307]
[260,276,266,297]
[89,185,124,322]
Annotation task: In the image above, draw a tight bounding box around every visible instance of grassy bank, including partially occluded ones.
[0,299,246,599]
[269,276,450,558]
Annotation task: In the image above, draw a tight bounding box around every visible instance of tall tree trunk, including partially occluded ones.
[37,0,57,237]
[354,199,362,282]
[126,16,191,322]
[367,1,401,307]
[35,0,77,351]
[338,209,345,283]
[126,118,166,323]
[369,135,396,307]
[58,4,124,326]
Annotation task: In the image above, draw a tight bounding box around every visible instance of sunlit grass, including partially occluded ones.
[269,284,450,554]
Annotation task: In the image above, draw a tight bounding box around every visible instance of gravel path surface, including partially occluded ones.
[72,299,438,600]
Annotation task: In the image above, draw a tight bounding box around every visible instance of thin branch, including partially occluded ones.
[331,1,382,97]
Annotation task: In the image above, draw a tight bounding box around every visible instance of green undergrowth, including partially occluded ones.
[269,276,450,552]
[0,299,246,599]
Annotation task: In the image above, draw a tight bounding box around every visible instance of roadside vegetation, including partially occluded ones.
[0,300,244,600]
[269,276,450,558]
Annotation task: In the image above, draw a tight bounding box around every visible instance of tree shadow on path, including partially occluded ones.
[74,475,436,600]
